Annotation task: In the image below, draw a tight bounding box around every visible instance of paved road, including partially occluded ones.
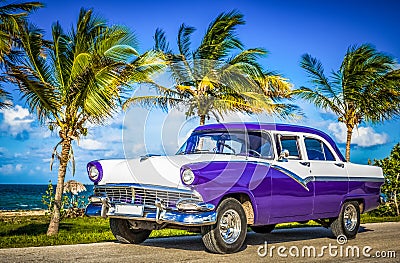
[1,222,399,263]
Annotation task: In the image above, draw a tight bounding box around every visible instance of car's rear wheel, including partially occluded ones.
[330,201,360,239]
[110,218,151,244]
[251,224,275,234]
[201,198,247,254]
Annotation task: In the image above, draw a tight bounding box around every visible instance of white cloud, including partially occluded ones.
[0,105,34,136]
[0,164,13,174]
[79,139,107,150]
[328,123,388,147]
[0,164,23,174]
[15,164,22,172]
[104,150,118,157]
[40,129,52,138]
[131,143,146,154]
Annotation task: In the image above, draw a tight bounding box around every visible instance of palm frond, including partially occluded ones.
[300,53,342,102]
[19,22,53,84]
[360,69,400,122]
[227,48,267,65]
[153,28,171,53]
[121,50,165,85]
[293,86,343,116]
[96,25,138,59]
[177,23,195,58]
[196,10,244,60]
[9,65,60,122]
[222,48,266,81]
[0,84,12,108]
[258,74,292,98]
[0,1,43,15]
[123,95,183,111]
[50,21,69,90]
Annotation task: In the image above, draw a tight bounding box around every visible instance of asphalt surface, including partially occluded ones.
[1,222,399,263]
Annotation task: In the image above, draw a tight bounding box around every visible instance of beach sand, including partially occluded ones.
[0,210,47,217]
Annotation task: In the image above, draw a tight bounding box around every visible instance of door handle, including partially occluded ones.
[334,163,345,168]
[300,162,310,167]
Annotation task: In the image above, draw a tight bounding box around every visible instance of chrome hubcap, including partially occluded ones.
[219,209,241,244]
[343,204,358,232]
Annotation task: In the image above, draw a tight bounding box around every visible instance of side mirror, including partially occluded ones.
[278,149,289,162]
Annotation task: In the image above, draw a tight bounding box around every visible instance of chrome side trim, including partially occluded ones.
[348,177,385,183]
[313,176,384,183]
[313,176,348,182]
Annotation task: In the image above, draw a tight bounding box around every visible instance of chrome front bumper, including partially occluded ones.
[85,197,217,226]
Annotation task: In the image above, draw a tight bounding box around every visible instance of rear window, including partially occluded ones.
[304,137,335,161]
[279,136,301,159]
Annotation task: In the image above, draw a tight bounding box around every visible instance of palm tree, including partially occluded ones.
[295,44,400,161]
[0,1,43,108]
[9,8,162,235]
[124,11,298,125]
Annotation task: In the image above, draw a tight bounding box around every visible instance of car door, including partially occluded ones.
[270,134,314,218]
[304,136,348,215]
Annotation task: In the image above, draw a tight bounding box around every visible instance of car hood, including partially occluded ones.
[96,154,250,189]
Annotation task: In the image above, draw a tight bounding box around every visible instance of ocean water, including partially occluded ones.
[0,184,94,211]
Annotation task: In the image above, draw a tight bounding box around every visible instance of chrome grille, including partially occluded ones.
[94,185,201,208]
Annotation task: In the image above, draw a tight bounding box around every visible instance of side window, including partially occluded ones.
[304,137,335,161]
[278,135,301,159]
[247,132,274,159]
[323,143,335,161]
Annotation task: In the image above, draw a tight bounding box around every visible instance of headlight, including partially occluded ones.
[87,161,103,183]
[182,169,195,185]
[89,166,99,181]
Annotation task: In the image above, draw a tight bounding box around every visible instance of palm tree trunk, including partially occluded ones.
[345,126,353,162]
[395,173,400,216]
[199,115,206,126]
[47,138,71,236]
[395,190,399,217]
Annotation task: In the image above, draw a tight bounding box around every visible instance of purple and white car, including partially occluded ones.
[85,123,384,253]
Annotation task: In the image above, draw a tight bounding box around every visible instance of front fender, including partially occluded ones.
[181,161,269,223]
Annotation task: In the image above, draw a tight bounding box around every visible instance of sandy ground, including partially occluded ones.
[0,210,46,217]
[0,222,399,263]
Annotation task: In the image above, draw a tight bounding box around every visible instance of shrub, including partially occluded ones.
[372,143,400,216]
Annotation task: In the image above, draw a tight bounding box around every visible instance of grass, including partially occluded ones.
[0,214,399,249]
[0,215,195,249]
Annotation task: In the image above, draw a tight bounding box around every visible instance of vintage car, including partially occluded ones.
[85,123,384,253]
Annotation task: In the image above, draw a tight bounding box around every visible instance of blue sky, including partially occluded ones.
[0,0,399,184]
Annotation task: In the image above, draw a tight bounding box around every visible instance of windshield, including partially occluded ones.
[176,130,274,159]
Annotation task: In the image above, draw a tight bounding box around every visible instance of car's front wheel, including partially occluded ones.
[201,198,247,254]
[330,201,360,239]
[110,218,151,244]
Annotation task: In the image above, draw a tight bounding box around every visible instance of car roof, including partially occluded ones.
[193,122,345,161]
